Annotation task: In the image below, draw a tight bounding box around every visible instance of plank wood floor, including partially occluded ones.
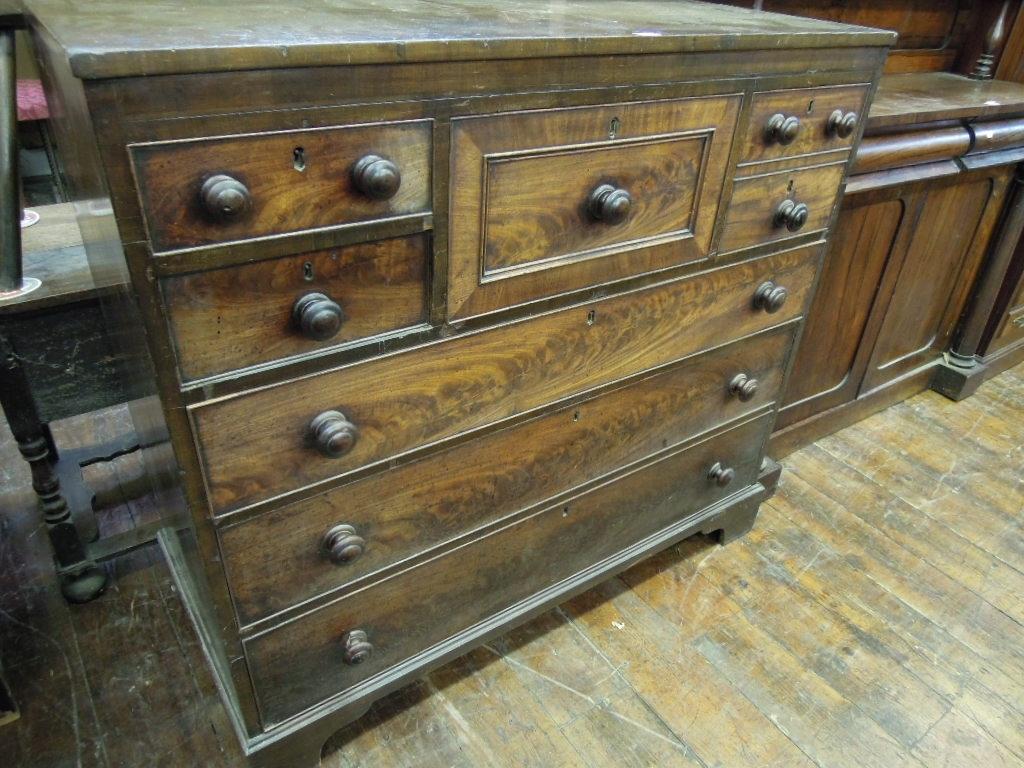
[1,364,1022,768]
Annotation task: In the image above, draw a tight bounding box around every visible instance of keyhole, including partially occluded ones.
[293,147,306,172]
[807,99,814,113]
[303,261,314,281]
[787,178,794,193]
[609,117,621,139]
[587,309,596,326]
[572,410,580,422]
[562,506,571,518]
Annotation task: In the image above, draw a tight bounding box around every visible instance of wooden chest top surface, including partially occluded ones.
[23,0,893,78]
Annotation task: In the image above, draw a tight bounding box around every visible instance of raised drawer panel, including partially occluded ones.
[192,244,821,514]
[220,324,795,625]
[448,95,741,320]
[719,163,844,253]
[245,411,772,726]
[130,119,432,252]
[162,235,429,381]
[740,84,868,165]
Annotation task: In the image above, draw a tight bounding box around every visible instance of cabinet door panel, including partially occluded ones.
[863,177,996,390]
[777,196,905,429]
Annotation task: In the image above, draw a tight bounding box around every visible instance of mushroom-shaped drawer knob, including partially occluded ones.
[774,199,809,232]
[707,462,736,488]
[341,629,374,666]
[293,292,345,341]
[729,373,760,402]
[200,174,251,220]
[351,154,402,200]
[309,410,358,458]
[587,183,632,225]
[753,281,789,314]
[827,109,859,139]
[764,113,801,145]
[322,524,366,565]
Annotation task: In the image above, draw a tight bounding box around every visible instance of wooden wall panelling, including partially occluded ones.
[722,0,977,74]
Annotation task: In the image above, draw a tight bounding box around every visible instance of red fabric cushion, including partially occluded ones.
[17,79,49,122]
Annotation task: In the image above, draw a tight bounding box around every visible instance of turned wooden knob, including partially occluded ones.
[729,373,759,402]
[764,113,801,145]
[351,154,401,200]
[827,109,859,139]
[322,524,365,564]
[753,281,789,314]
[587,183,632,225]
[707,462,736,487]
[341,629,374,666]
[200,174,251,220]
[774,199,809,232]
[309,410,358,458]
[293,292,345,341]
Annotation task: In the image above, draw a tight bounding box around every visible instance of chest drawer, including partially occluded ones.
[718,163,845,254]
[244,410,772,726]
[162,235,429,381]
[448,95,741,320]
[220,323,795,625]
[739,84,868,165]
[130,120,432,252]
[192,244,821,515]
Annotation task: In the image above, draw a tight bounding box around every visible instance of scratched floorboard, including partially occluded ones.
[0,363,1021,768]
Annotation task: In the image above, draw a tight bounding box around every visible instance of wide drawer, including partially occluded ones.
[448,95,741,320]
[192,244,821,515]
[739,84,868,165]
[130,119,432,252]
[718,163,845,254]
[220,324,796,625]
[162,235,429,381]
[244,411,772,726]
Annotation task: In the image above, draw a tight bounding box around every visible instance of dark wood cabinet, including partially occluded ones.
[776,164,1014,446]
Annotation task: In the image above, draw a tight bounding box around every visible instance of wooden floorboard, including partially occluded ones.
[0,364,1021,768]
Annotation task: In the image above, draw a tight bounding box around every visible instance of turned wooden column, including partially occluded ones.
[933,164,1024,399]
[969,0,1014,80]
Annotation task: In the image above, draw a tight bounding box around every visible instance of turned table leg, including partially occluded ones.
[0,331,106,602]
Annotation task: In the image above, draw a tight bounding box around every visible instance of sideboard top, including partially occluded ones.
[22,0,894,80]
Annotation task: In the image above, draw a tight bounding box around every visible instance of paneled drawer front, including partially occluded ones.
[192,244,821,514]
[220,324,796,625]
[131,120,432,252]
[740,84,868,165]
[448,95,742,320]
[719,163,844,254]
[245,411,771,726]
[162,235,429,381]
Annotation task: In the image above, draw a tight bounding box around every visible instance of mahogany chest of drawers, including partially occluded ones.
[24,1,892,764]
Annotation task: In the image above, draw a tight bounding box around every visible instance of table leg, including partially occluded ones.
[0,331,106,602]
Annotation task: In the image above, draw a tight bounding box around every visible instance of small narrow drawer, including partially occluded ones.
[244,411,772,726]
[130,120,432,252]
[448,95,742,320]
[190,244,822,515]
[219,324,796,625]
[740,84,869,165]
[161,235,429,381]
[718,163,845,254]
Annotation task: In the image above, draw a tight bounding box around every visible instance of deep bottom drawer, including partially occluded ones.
[244,410,772,726]
[221,324,796,625]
